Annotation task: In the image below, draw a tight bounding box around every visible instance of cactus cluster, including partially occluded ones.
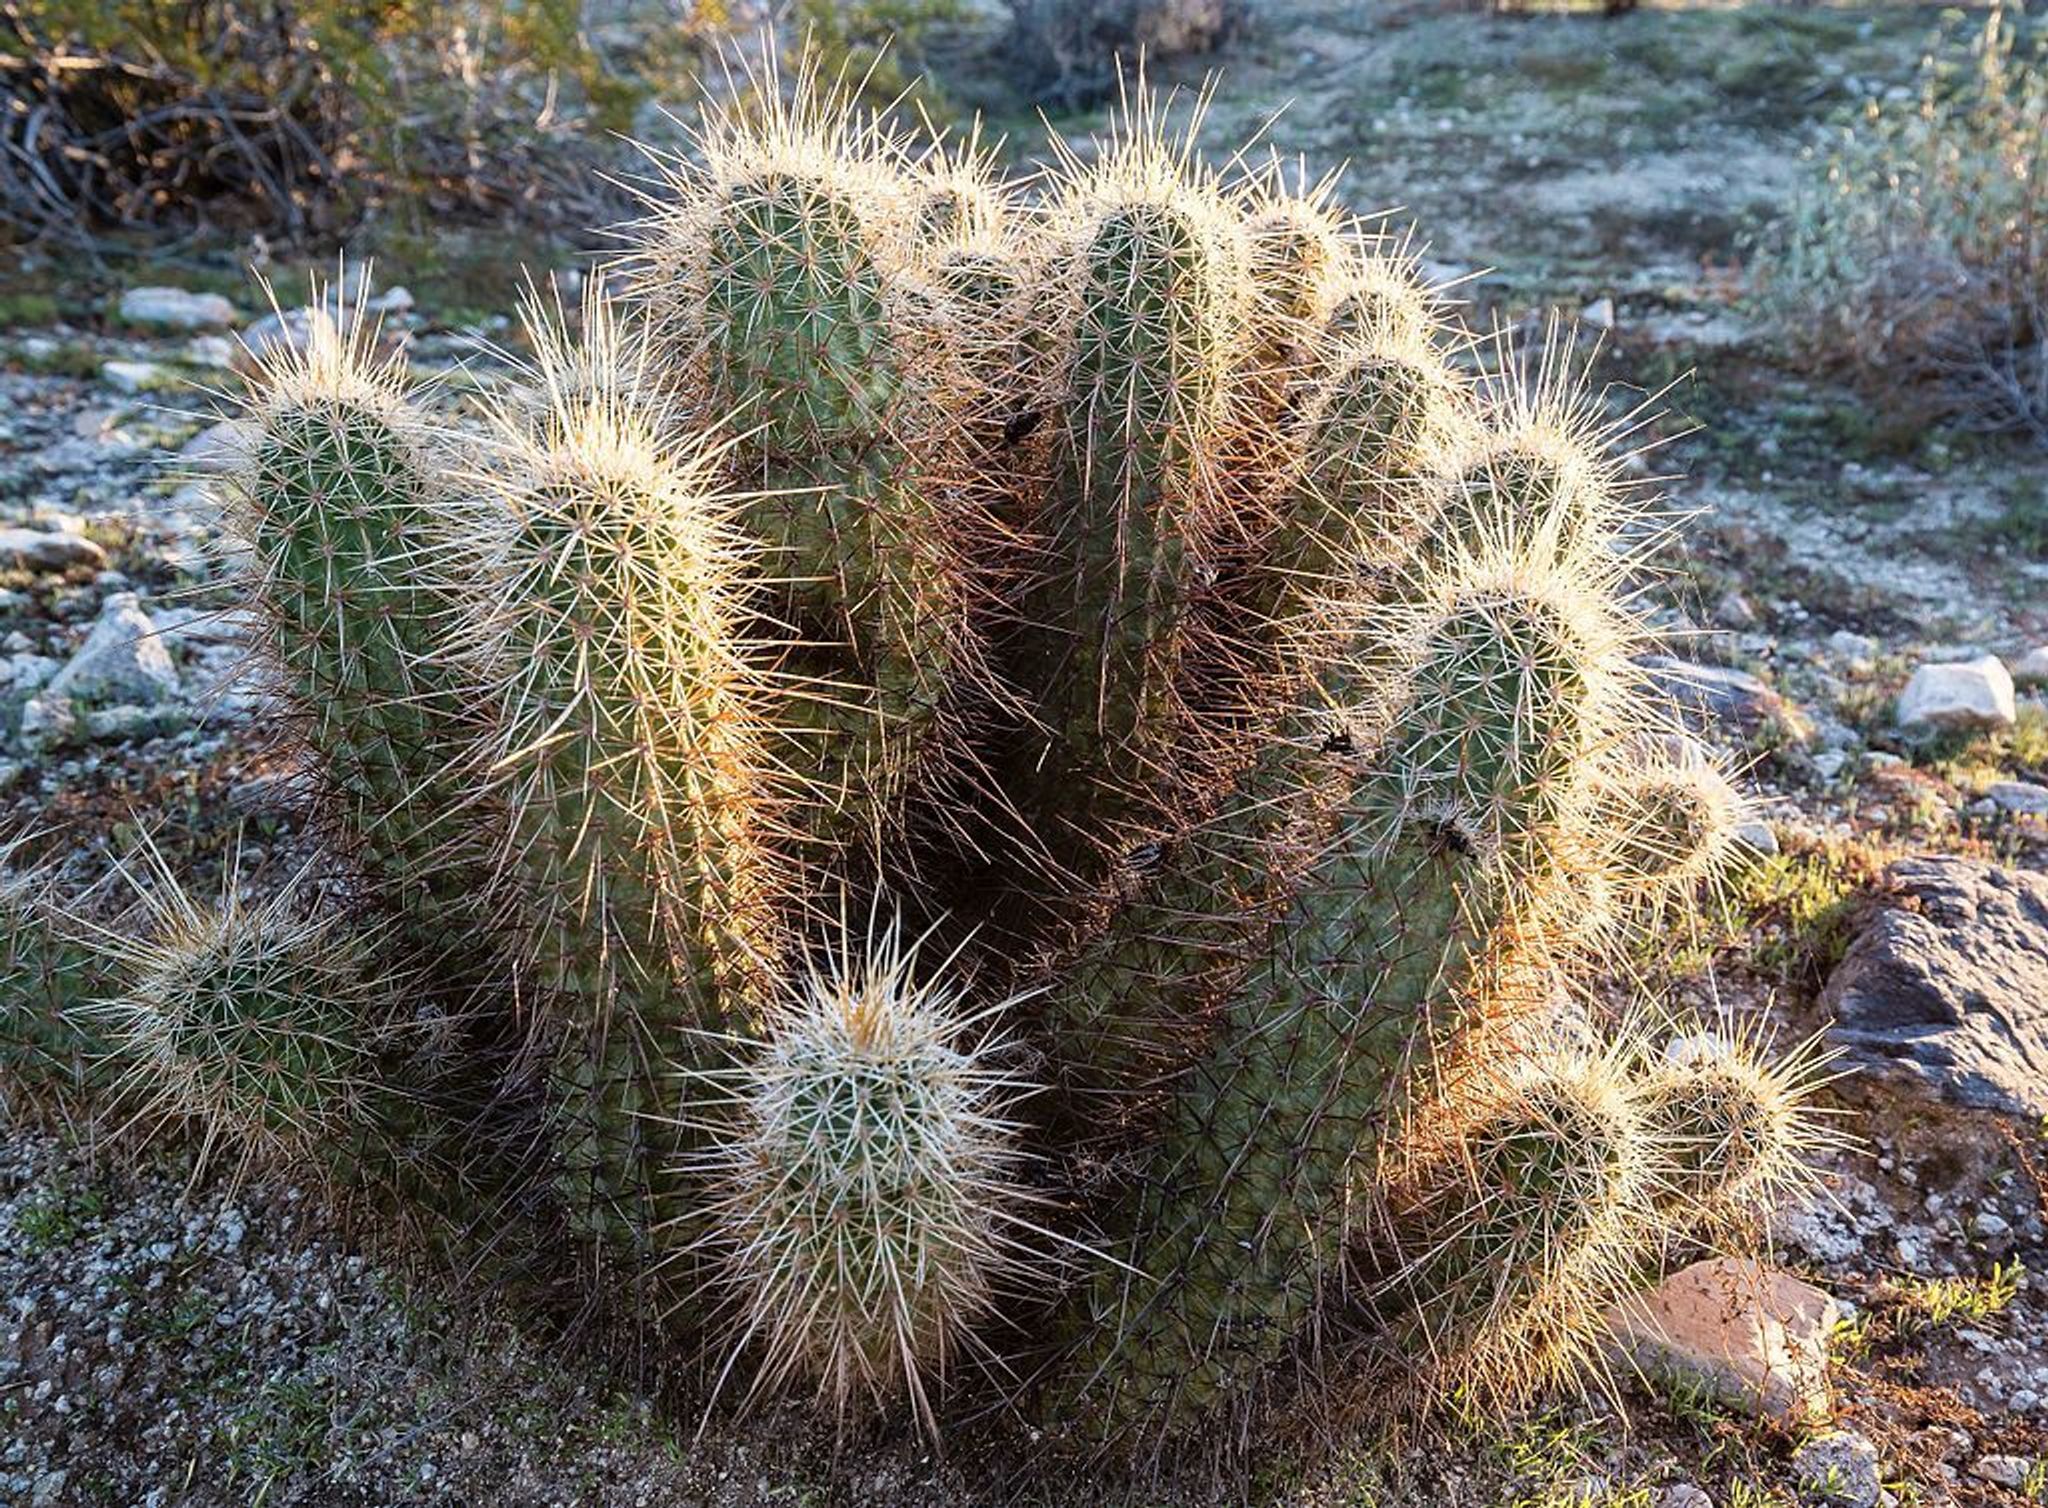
[0,61,1839,1461]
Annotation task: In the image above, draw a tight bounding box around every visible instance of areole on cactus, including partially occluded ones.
[0,50,1842,1466]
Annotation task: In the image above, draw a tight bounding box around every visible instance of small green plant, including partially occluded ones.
[1729,836,1883,990]
[13,1181,105,1251]
[1890,1259,2024,1332]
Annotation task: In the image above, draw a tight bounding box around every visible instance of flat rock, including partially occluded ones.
[119,286,236,330]
[1823,857,2048,1119]
[1896,654,2016,731]
[1639,655,1799,737]
[100,359,177,396]
[0,528,106,573]
[1605,1256,1837,1424]
[1988,780,2048,816]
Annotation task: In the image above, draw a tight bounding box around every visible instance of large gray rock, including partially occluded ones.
[1823,857,2048,1119]
[118,286,236,331]
[1605,1257,1838,1423]
[1896,654,2016,731]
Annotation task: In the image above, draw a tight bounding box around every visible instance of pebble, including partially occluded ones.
[1581,295,1616,330]
[1714,590,1759,629]
[182,335,237,369]
[1969,1455,2033,1488]
[78,594,179,699]
[239,307,315,365]
[1987,780,2048,816]
[1654,1487,1713,1508]
[2014,645,2048,686]
[1734,821,1780,855]
[99,359,175,396]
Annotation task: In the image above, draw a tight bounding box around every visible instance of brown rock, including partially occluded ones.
[1605,1257,1838,1423]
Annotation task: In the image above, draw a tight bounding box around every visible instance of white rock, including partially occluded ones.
[0,528,106,573]
[1605,1257,1838,1423]
[1828,630,1878,661]
[2014,645,2048,686]
[1988,780,2048,816]
[182,335,236,369]
[99,359,174,396]
[367,285,415,314]
[1581,295,1617,331]
[1654,1487,1713,1508]
[17,694,78,750]
[1896,655,2016,731]
[118,286,236,331]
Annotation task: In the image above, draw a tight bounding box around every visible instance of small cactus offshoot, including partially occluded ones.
[691,914,1034,1430]
[77,846,401,1185]
[1630,1024,1842,1244]
[1366,1042,1662,1418]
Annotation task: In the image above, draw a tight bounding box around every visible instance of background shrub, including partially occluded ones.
[1750,1,2048,445]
